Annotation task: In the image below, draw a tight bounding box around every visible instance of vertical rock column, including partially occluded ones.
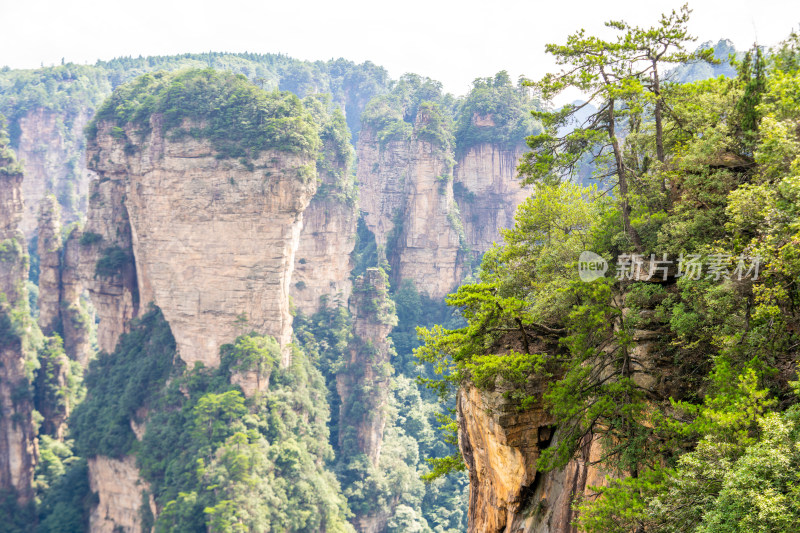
[0,138,36,504]
[453,143,531,256]
[83,116,318,368]
[15,108,95,238]
[336,268,397,463]
[36,195,92,366]
[37,195,63,335]
[356,113,465,299]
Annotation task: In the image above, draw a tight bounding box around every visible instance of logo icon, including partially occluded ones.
[578,251,608,282]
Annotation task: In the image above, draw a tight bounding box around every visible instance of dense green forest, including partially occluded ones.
[418,7,800,532]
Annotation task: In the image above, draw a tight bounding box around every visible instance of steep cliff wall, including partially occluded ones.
[88,455,155,533]
[459,383,608,533]
[75,172,138,355]
[458,319,664,532]
[0,139,37,504]
[37,195,63,335]
[15,108,94,236]
[291,195,356,313]
[336,268,398,532]
[81,118,317,367]
[291,110,357,314]
[454,143,531,255]
[356,116,465,299]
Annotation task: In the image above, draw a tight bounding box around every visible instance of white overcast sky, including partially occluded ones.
[1,0,799,97]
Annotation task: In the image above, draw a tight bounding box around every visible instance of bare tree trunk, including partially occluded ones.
[653,61,665,166]
[608,99,643,251]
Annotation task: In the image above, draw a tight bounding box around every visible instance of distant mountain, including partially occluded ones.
[668,38,741,83]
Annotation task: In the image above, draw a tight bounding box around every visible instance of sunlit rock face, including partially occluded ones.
[356,117,465,299]
[291,131,357,315]
[88,455,156,533]
[453,142,531,255]
[82,117,317,368]
[358,126,531,299]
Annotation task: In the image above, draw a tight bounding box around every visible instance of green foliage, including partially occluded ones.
[455,71,541,155]
[94,245,130,278]
[34,335,85,437]
[418,13,800,528]
[361,73,455,152]
[0,489,35,533]
[0,114,24,176]
[222,333,280,390]
[70,307,176,457]
[88,69,321,161]
[130,335,353,532]
[79,231,102,246]
[350,216,380,279]
[294,291,467,531]
[36,438,94,533]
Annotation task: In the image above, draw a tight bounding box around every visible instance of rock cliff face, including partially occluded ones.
[336,268,398,532]
[75,171,138,356]
[291,135,357,315]
[81,118,317,367]
[357,118,465,299]
[458,383,608,533]
[0,144,37,504]
[37,196,63,335]
[15,107,94,236]
[88,455,156,533]
[454,143,531,255]
[459,314,665,532]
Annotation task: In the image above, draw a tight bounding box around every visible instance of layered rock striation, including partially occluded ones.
[356,114,466,299]
[459,382,608,533]
[81,114,318,367]
[454,142,531,256]
[15,107,95,237]
[291,104,358,315]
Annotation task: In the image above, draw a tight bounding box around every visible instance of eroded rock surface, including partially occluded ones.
[82,118,317,367]
[15,107,94,236]
[459,383,607,533]
[89,456,156,533]
[454,143,531,255]
[356,117,465,298]
[0,144,36,504]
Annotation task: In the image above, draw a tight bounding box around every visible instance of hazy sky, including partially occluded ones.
[1,0,799,96]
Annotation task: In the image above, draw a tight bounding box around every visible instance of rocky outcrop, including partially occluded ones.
[336,268,398,532]
[458,310,666,532]
[291,135,357,315]
[37,195,63,334]
[454,143,531,255]
[88,455,156,533]
[357,116,465,299]
[82,117,317,368]
[15,107,94,237]
[337,268,397,463]
[458,382,608,533]
[60,227,93,366]
[75,173,138,355]
[36,195,93,366]
[0,141,37,504]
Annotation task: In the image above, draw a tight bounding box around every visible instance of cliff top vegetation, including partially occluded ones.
[86,69,321,160]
